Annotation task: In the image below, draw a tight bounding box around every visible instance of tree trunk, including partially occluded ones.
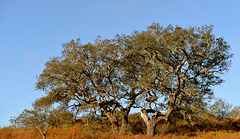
[40,132,46,139]
[37,127,47,139]
[120,112,128,132]
[110,117,119,135]
[111,120,119,136]
[146,120,157,136]
[140,108,169,136]
[105,112,119,135]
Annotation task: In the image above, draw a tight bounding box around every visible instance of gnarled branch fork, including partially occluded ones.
[140,105,174,136]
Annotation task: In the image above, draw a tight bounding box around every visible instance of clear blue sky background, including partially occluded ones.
[1,0,239,127]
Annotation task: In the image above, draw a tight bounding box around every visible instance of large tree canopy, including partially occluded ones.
[35,23,232,136]
[121,24,232,136]
[35,38,144,135]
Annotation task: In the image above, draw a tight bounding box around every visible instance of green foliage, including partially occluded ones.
[120,23,232,136]
[230,106,240,119]
[128,113,146,135]
[10,102,74,138]
[81,120,111,136]
[124,23,232,107]
[33,23,232,135]
[209,98,232,120]
[34,34,146,134]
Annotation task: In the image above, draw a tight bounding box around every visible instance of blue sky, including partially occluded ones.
[0,0,239,127]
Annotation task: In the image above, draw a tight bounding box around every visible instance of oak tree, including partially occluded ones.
[121,23,232,136]
[35,23,232,136]
[35,38,143,135]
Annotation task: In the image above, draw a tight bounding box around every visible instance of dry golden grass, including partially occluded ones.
[1,118,240,139]
[1,127,240,139]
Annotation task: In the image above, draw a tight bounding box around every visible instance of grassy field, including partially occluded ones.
[1,127,240,139]
[1,119,240,139]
